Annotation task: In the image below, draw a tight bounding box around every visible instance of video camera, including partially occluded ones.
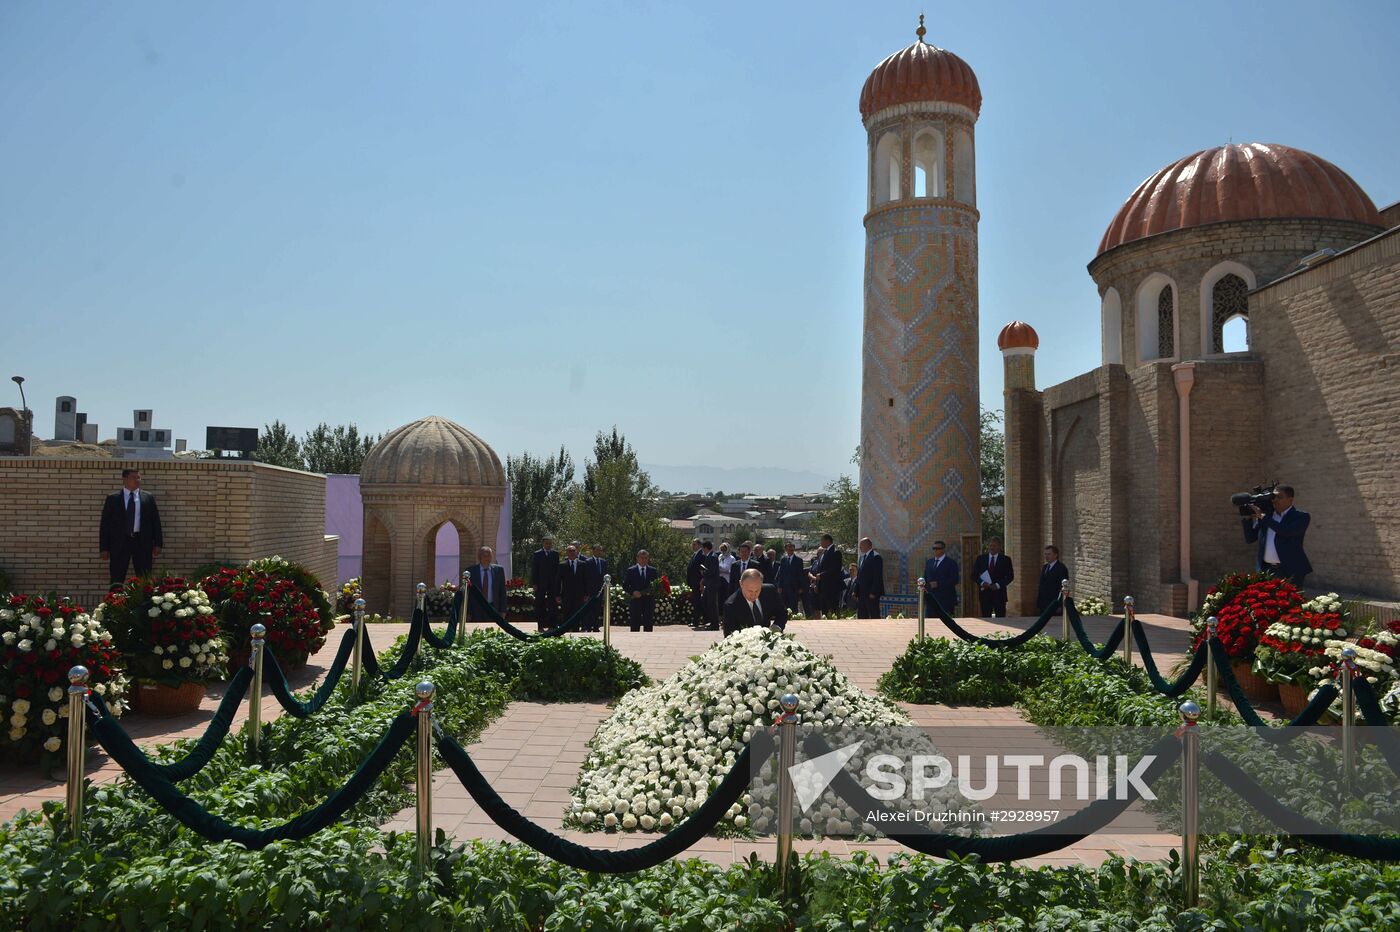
[1230,482,1278,517]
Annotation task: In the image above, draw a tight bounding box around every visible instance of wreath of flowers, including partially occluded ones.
[97,577,226,686]
[424,582,458,617]
[201,564,332,664]
[0,594,128,763]
[335,577,363,616]
[1252,593,1348,686]
[1192,574,1304,661]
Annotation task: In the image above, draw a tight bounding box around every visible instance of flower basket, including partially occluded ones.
[201,558,334,662]
[1230,661,1278,702]
[130,680,206,716]
[1277,682,1309,716]
[99,576,228,696]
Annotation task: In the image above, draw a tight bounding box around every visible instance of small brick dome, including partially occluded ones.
[360,416,504,487]
[997,321,1040,351]
[860,18,981,119]
[1097,143,1381,257]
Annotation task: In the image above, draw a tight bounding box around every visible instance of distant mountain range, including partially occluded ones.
[641,463,836,497]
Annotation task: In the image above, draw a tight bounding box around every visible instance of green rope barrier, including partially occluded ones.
[423,597,462,649]
[1132,620,1209,698]
[929,596,1061,649]
[1346,678,1400,773]
[86,672,252,783]
[1203,751,1400,861]
[1065,600,1126,660]
[465,584,601,641]
[262,626,357,719]
[435,727,775,873]
[805,731,1182,861]
[86,704,415,849]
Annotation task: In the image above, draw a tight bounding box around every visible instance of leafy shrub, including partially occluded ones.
[514,635,649,701]
[877,637,1063,705]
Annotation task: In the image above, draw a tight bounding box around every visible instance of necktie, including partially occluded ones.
[483,567,491,602]
[990,555,995,571]
[751,600,762,627]
[125,492,136,535]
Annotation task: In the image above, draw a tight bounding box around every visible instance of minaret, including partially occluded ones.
[998,321,1043,617]
[858,18,983,598]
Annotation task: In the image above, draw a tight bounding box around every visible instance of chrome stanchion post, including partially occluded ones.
[603,575,612,649]
[1179,699,1201,909]
[415,680,435,870]
[1060,579,1070,642]
[65,665,90,837]
[1205,616,1218,718]
[916,578,926,641]
[460,569,471,628]
[351,598,366,696]
[247,622,266,760]
[415,582,427,615]
[1341,646,1356,792]
[1122,596,1135,666]
[775,693,799,898]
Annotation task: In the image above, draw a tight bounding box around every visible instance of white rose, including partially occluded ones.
[17,639,32,652]
[621,813,637,830]
[48,687,63,703]
[162,659,174,670]
[12,699,30,714]
[659,813,673,828]
[44,737,61,753]
[9,728,25,741]
[148,609,161,618]
[639,815,655,830]
[578,811,596,825]
[179,657,192,668]
[42,709,57,726]
[153,645,164,655]
[1,633,12,645]
[43,639,57,652]
[603,813,618,828]
[94,683,107,695]
[9,712,25,727]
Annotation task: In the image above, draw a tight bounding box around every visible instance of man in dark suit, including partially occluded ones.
[731,541,761,587]
[722,568,786,635]
[467,546,507,620]
[763,548,779,583]
[922,540,960,616]
[698,540,722,630]
[530,536,561,629]
[1243,485,1313,587]
[810,534,845,616]
[99,468,164,586]
[1036,545,1071,615]
[853,537,885,619]
[588,544,609,631]
[776,541,805,618]
[685,539,705,626]
[972,537,1014,618]
[559,543,596,630]
[754,545,774,584]
[624,549,660,632]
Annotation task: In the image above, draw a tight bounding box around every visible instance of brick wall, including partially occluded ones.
[0,457,338,609]
[1251,229,1400,599]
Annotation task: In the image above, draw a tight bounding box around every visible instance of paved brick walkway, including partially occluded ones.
[2,613,1207,868]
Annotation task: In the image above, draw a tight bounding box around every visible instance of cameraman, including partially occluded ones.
[1242,484,1312,587]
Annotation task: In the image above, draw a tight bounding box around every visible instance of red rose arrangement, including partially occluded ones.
[1193,575,1305,660]
[98,576,227,686]
[202,563,333,667]
[0,593,128,764]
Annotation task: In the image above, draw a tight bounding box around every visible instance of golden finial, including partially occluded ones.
[916,13,926,42]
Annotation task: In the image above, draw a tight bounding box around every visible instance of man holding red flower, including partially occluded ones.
[624,550,660,632]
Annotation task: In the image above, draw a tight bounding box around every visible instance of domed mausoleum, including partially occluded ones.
[359,416,505,617]
[1000,140,1398,618]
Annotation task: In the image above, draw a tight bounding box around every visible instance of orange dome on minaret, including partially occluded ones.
[859,15,981,119]
[997,321,1040,351]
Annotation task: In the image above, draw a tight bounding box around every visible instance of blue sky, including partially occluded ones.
[3,1,1397,483]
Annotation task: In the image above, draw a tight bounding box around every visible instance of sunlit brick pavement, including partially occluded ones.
[3,614,1211,867]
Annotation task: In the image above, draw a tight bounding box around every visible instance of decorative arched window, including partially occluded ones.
[1211,273,1249,353]
[1156,285,1175,360]
[873,132,901,205]
[913,129,943,199]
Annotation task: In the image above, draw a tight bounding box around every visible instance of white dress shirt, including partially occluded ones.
[1259,506,1293,565]
[124,488,141,533]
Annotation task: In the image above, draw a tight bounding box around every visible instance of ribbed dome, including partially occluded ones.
[997,320,1040,351]
[1098,143,1381,257]
[360,416,504,487]
[860,20,981,119]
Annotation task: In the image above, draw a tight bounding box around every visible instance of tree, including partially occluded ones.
[255,421,302,469]
[980,407,1005,543]
[506,446,577,573]
[303,422,379,474]
[819,475,860,548]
